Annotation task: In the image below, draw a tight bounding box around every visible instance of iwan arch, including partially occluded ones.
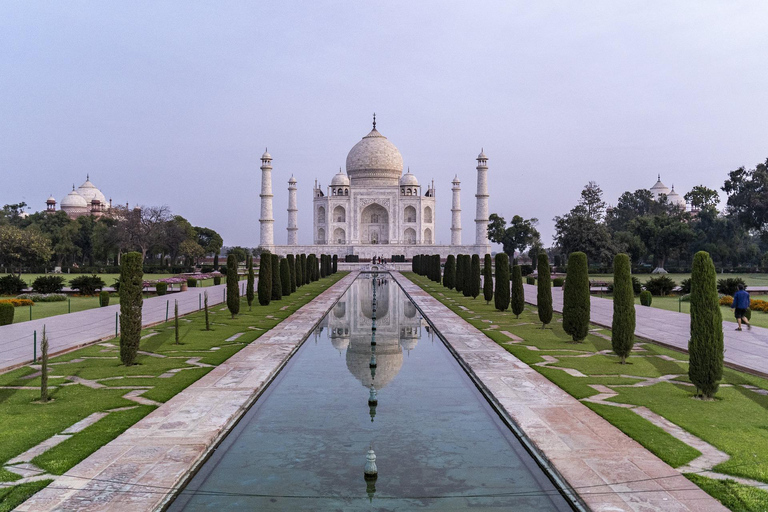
[258,116,491,259]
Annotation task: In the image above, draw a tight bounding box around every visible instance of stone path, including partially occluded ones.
[16,272,358,512]
[0,282,247,372]
[395,272,728,512]
[523,284,768,378]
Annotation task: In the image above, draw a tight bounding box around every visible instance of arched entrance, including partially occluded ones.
[361,203,389,244]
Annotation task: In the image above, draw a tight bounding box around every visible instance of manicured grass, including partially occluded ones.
[407,272,768,510]
[588,273,768,287]
[10,295,121,324]
[9,273,175,287]
[686,474,768,512]
[0,480,52,512]
[0,272,346,509]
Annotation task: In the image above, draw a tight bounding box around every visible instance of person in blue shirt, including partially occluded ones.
[732,284,751,331]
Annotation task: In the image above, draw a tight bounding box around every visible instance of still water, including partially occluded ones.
[168,275,573,511]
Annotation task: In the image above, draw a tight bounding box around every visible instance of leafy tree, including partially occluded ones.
[688,251,723,398]
[611,254,635,363]
[487,214,540,259]
[258,252,272,306]
[722,158,768,235]
[194,227,224,256]
[119,252,143,365]
[684,185,720,212]
[630,213,693,269]
[482,254,493,304]
[280,257,291,296]
[0,225,52,274]
[226,253,241,317]
[554,208,614,266]
[227,246,249,264]
[510,265,524,318]
[605,189,658,233]
[579,181,607,221]
[179,239,205,265]
[563,252,590,342]
[537,253,552,328]
[469,254,480,298]
[246,255,255,310]
[271,254,282,300]
[494,253,510,311]
[444,255,456,289]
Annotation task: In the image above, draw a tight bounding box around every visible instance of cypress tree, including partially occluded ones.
[563,252,590,342]
[432,255,441,283]
[470,254,481,298]
[174,299,180,344]
[462,255,472,297]
[296,254,304,287]
[305,254,313,282]
[455,255,465,293]
[300,254,307,284]
[281,257,291,296]
[271,254,282,300]
[483,254,493,304]
[246,255,255,310]
[227,253,240,318]
[494,253,510,311]
[510,265,525,318]
[444,255,456,290]
[332,254,338,274]
[688,251,724,399]
[320,255,327,278]
[258,253,272,306]
[412,255,419,273]
[287,254,296,293]
[611,253,635,363]
[213,252,219,271]
[119,251,143,366]
[537,253,553,328]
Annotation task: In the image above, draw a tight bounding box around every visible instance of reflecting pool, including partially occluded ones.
[169,274,573,511]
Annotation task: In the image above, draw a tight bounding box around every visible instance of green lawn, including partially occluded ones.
[0,272,345,510]
[9,273,176,287]
[406,272,768,511]
[10,295,121,324]
[588,272,768,287]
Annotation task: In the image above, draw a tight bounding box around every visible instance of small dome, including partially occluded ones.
[346,124,403,186]
[650,174,671,199]
[477,149,488,160]
[331,169,350,186]
[77,177,107,205]
[288,175,297,184]
[46,195,56,204]
[452,174,461,185]
[261,149,272,160]
[399,169,419,187]
[61,189,88,208]
[667,186,686,208]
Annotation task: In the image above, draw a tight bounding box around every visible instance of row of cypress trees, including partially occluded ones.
[254,252,336,307]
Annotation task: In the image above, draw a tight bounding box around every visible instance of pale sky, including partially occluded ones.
[2,1,767,249]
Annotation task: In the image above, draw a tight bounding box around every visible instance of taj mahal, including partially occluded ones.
[259,116,492,259]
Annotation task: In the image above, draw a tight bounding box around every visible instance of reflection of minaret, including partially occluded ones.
[475,149,489,246]
[451,175,461,245]
[259,149,274,248]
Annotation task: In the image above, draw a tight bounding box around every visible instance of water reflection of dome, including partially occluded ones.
[331,337,350,353]
[334,302,346,318]
[361,281,389,319]
[403,301,417,318]
[346,338,403,389]
[400,338,418,352]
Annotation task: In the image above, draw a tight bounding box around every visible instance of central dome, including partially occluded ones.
[345,126,403,186]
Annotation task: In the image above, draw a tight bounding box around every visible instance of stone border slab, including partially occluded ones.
[16,272,358,512]
[393,272,727,512]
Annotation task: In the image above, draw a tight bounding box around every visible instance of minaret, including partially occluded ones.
[259,149,274,248]
[451,175,461,245]
[475,149,490,246]
[287,175,298,245]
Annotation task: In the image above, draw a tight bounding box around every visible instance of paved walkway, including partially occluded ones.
[523,284,768,378]
[16,271,358,512]
[0,283,246,372]
[395,273,727,512]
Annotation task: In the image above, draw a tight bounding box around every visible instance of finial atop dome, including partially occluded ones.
[373,112,376,130]
[86,173,89,181]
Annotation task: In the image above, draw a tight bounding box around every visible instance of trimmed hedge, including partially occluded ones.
[640,290,653,306]
[119,252,143,365]
[494,253,510,312]
[689,251,723,398]
[0,302,14,326]
[611,254,635,363]
[287,254,297,293]
[156,282,168,296]
[563,252,590,342]
[99,291,110,307]
[537,253,552,327]
[553,277,565,287]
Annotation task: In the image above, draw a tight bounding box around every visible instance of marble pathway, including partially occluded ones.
[16,271,358,512]
[0,282,246,372]
[395,272,727,512]
[523,283,768,378]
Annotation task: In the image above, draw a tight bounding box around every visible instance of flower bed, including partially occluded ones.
[143,272,222,288]
[719,294,768,312]
[0,298,35,307]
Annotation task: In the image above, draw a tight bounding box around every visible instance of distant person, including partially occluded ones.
[732,284,751,331]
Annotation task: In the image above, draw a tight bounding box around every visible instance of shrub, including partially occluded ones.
[511,265,525,318]
[640,290,653,306]
[469,254,480,298]
[563,252,590,342]
[719,295,732,306]
[483,254,493,304]
[717,277,746,296]
[0,303,14,325]
[213,276,221,285]
[631,276,642,295]
[537,253,552,328]
[553,277,565,287]
[526,276,535,285]
[187,278,197,288]
[612,254,635,364]
[32,275,65,294]
[679,278,692,295]
[17,293,66,302]
[0,298,34,307]
[156,282,168,296]
[99,291,110,307]
[258,253,272,306]
[444,255,456,290]
[689,251,723,399]
[494,253,510,311]
[644,275,676,296]
[227,253,240,318]
[281,258,291,297]
[271,254,282,300]
[246,255,255,309]
[112,279,121,293]
[520,264,533,276]
[0,274,27,295]
[69,275,106,295]
[119,252,143,365]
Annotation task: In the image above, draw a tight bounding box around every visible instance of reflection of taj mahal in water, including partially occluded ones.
[314,275,423,393]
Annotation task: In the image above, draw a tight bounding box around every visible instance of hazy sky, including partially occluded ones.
[2,2,767,249]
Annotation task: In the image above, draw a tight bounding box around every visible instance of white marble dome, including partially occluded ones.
[345,126,403,186]
[650,175,671,200]
[399,169,419,187]
[77,177,107,205]
[667,186,686,208]
[61,188,88,208]
[331,169,350,186]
